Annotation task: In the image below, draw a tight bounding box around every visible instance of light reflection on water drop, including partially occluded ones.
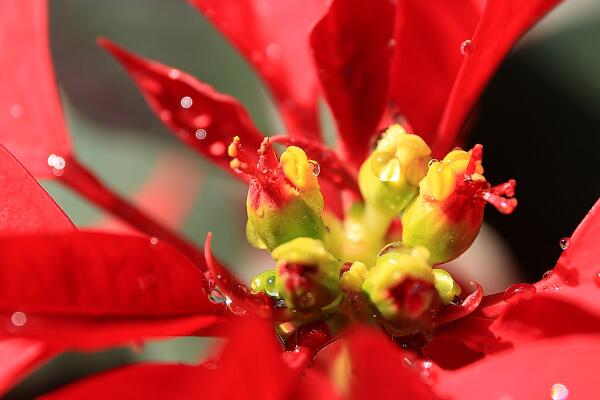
[559,237,570,250]
[180,96,193,109]
[149,237,159,245]
[503,283,536,304]
[550,383,569,400]
[460,39,474,55]
[11,311,27,327]
[10,104,24,119]
[47,154,66,170]
[209,142,226,156]
[195,129,207,140]
[309,160,320,176]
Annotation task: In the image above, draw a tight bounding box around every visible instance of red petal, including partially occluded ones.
[291,369,342,400]
[98,38,265,179]
[390,0,481,144]
[434,0,563,153]
[190,0,329,140]
[0,0,71,179]
[435,334,600,399]
[0,338,48,397]
[0,145,75,233]
[39,363,216,400]
[310,0,396,167]
[0,232,221,349]
[346,328,440,400]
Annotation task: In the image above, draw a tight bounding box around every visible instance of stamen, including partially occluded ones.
[465,144,483,176]
[481,191,518,214]
[490,179,516,197]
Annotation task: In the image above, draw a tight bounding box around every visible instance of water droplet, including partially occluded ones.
[138,269,157,290]
[180,96,193,109]
[209,142,226,156]
[428,159,438,167]
[168,69,181,80]
[551,383,569,400]
[460,39,474,55]
[209,288,227,304]
[149,237,159,245]
[10,104,24,119]
[559,237,570,250]
[543,270,553,279]
[11,311,27,327]
[595,271,600,288]
[378,241,414,257]
[309,160,320,176]
[387,38,396,48]
[266,43,282,60]
[503,283,536,304]
[47,154,66,170]
[195,129,207,140]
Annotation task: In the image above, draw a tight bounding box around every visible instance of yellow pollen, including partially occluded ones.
[280,146,317,189]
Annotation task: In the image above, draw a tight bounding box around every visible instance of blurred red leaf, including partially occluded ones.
[0,0,71,179]
[310,0,396,167]
[190,0,330,140]
[99,38,265,180]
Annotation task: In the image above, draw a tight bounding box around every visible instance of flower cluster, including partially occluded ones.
[0,0,598,399]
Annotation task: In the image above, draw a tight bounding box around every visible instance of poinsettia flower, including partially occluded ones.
[1,0,597,398]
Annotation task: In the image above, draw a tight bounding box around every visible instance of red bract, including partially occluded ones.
[3,0,598,399]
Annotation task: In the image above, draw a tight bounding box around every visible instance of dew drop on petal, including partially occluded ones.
[559,237,570,250]
[195,129,207,140]
[503,283,536,304]
[47,154,66,170]
[209,142,226,157]
[542,269,553,279]
[266,43,282,60]
[460,39,474,55]
[168,68,181,80]
[11,311,27,327]
[10,104,24,119]
[180,96,193,109]
[149,237,159,245]
[309,160,320,176]
[551,383,569,400]
[209,288,227,304]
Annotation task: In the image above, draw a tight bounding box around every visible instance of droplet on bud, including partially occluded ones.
[559,237,570,250]
[460,39,474,55]
[503,283,536,304]
[550,383,569,400]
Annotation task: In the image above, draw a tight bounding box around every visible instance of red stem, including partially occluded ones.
[58,156,205,268]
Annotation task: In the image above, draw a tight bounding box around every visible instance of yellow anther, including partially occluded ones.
[432,268,462,305]
[340,262,368,293]
[227,136,240,158]
[230,158,241,170]
[280,146,318,190]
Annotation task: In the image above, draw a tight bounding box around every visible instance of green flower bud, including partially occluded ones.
[244,145,325,251]
[401,145,517,264]
[362,243,436,324]
[358,125,431,215]
[272,237,341,315]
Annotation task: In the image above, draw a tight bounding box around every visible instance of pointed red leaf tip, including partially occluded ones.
[311,0,396,169]
[0,145,75,234]
[346,328,440,400]
[0,0,71,179]
[0,338,47,397]
[0,232,222,349]
[390,0,481,147]
[98,38,264,180]
[434,0,564,154]
[190,0,330,141]
[435,334,599,400]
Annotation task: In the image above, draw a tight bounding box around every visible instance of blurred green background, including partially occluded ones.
[8,0,600,398]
